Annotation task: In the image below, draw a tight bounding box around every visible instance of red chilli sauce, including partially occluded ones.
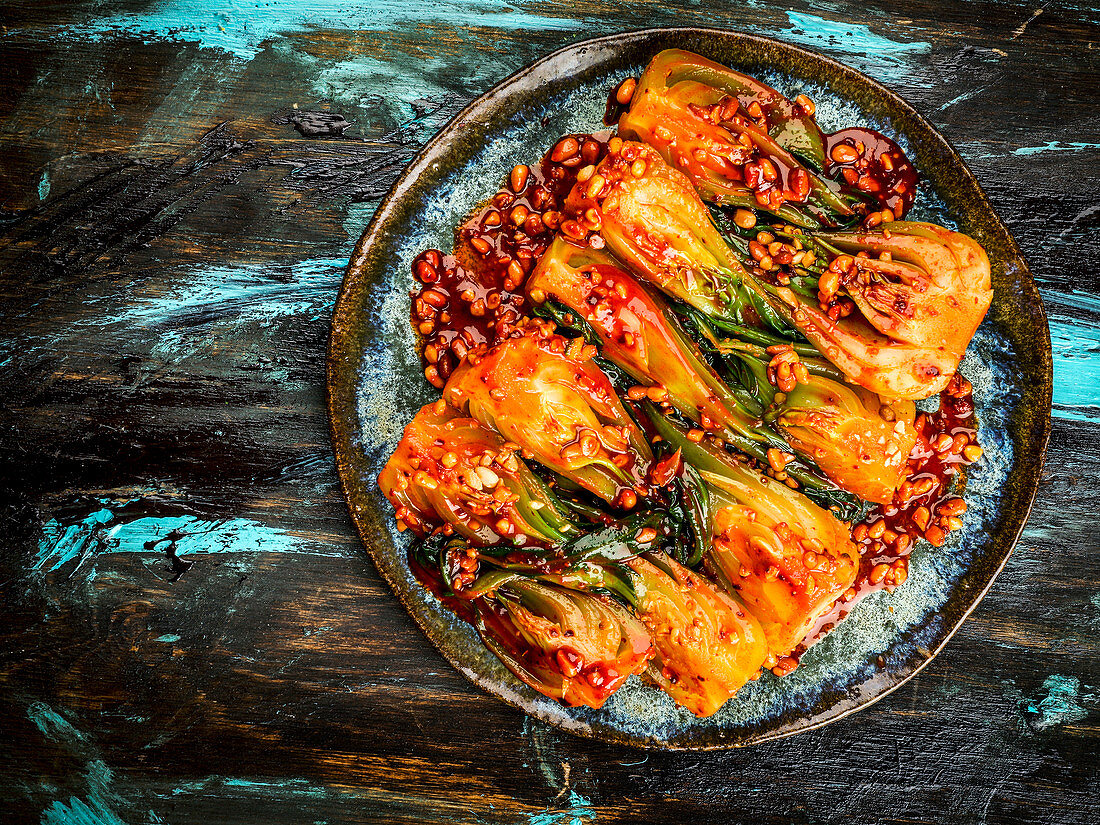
[410,133,611,387]
[825,127,919,218]
[799,375,982,655]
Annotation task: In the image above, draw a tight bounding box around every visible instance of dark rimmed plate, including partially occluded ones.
[327,28,1052,749]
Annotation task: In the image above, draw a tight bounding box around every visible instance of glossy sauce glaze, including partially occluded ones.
[853,375,980,585]
[825,127,919,219]
[476,596,635,706]
[410,134,610,386]
[609,76,917,224]
[794,376,981,662]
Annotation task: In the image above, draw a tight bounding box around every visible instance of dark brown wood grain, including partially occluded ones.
[0,1,1097,823]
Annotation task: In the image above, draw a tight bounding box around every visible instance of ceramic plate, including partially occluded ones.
[327,28,1052,749]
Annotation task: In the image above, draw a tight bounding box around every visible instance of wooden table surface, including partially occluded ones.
[1,2,1097,823]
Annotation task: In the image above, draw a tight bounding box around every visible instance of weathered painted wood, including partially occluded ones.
[0,1,1097,823]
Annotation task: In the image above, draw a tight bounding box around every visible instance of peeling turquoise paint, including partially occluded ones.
[45,1,583,61]
[38,170,50,201]
[83,77,116,110]
[528,791,597,825]
[154,634,181,643]
[1019,674,1094,731]
[1013,141,1100,156]
[35,507,347,573]
[779,12,931,84]
[343,201,379,243]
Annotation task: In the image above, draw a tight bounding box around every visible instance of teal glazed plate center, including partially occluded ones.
[327,29,1052,749]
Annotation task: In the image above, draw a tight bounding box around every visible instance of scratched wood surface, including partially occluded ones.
[0,1,1097,823]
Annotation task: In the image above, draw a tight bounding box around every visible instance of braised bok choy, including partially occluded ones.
[380,46,992,720]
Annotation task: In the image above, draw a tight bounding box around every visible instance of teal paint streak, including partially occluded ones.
[780,12,930,84]
[77,255,349,366]
[311,54,452,121]
[1013,141,1100,156]
[1052,405,1100,424]
[41,798,126,825]
[528,792,596,825]
[1049,317,1100,421]
[47,1,583,60]
[122,256,346,329]
[169,776,329,799]
[38,170,50,201]
[1040,288,1100,421]
[1043,288,1100,316]
[1086,589,1100,629]
[28,705,129,825]
[36,508,346,573]
[222,777,326,797]
[5,256,348,369]
[1090,593,1100,629]
[154,634,181,643]
[938,87,983,111]
[28,703,86,746]
[1019,675,1094,731]
[36,508,114,573]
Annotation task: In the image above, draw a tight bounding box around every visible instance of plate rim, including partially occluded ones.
[327,26,1053,750]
